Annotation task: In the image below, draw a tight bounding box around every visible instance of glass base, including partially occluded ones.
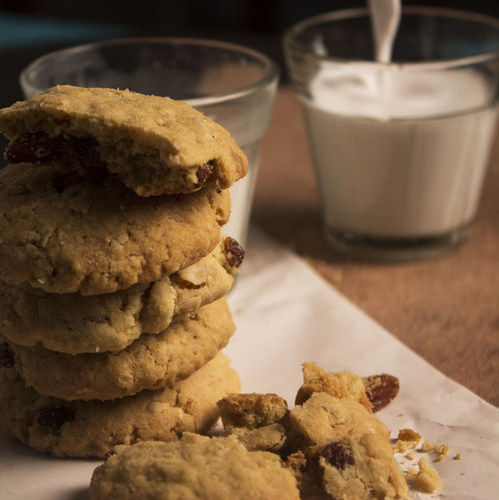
[324,224,471,262]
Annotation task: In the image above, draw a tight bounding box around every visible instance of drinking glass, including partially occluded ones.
[20,37,279,246]
[284,7,499,260]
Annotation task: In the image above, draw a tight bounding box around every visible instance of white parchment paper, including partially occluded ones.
[1,229,498,499]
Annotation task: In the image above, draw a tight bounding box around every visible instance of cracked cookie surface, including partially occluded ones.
[219,364,408,499]
[0,162,230,294]
[90,432,300,500]
[0,85,248,196]
[8,298,234,401]
[0,237,242,354]
[0,353,239,458]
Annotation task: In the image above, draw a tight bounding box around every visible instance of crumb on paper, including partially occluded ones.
[394,428,421,453]
[419,438,433,452]
[455,453,463,460]
[406,451,416,460]
[411,458,442,493]
[434,443,450,462]
[460,472,465,476]
[398,413,404,417]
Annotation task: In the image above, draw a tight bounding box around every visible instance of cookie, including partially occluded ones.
[320,433,410,499]
[286,393,408,498]
[8,298,234,400]
[295,362,400,413]
[0,352,239,458]
[0,162,230,295]
[218,393,288,430]
[287,392,390,456]
[295,362,372,409]
[90,433,300,500]
[217,364,408,498]
[286,433,410,499]
[218,393,289,453]
[0,236,243,354]
[0,85,248,196]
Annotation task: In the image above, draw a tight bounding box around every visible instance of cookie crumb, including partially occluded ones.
[455,453,463,460]
[406,451,416,460]
[398,413,404,417]
[412,458,442,493]
[393,428,421,453]
[434,443,450,462]
[419,438,433,452]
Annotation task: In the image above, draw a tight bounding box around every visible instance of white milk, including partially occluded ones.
[300,2,497,238]
[368,0,401,63]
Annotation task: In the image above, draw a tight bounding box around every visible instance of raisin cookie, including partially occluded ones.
[295,362,399,412]
[90,433,300,500]
[8,298,234,401]
[318,433,410,499]
[0,352,239,458]
[218,393,289,452]
[0,86,248,196]
[218,363,408,499]
[0,162,230,295]
[0,236,243,354]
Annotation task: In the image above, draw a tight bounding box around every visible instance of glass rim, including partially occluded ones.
[19,36,280,104]
[283,6,499,70]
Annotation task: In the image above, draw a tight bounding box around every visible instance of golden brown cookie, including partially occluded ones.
[0,162,230,295]
[90,433,300,500]
[318,432,410,499]
[0,237,243,354]
[0,85,248,196]
[295,362,400,413]
[0,352,239,458]
[8,298,234,400]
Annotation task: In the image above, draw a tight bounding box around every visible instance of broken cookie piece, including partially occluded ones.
[295,362,372,410]
[0,86,248,196]
[218,393,287,430]
[410,458,442,493]
[320,433,410,499]
[287,392,390,458]
[217,362,412,498]
[90,433,300,500]
[218,393,289,452]
[295,362,400,414]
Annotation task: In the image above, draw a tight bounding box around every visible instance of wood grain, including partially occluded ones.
[252,88,499,406]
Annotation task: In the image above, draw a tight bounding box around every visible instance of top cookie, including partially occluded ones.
[0,162,230,295]
[0,86,248,196]
[90,433,300,500]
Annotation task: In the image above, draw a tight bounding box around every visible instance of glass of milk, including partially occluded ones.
[19,38,279,247]
[284,6,499,260]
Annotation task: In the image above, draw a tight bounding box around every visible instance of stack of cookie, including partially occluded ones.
[0,86,247,457]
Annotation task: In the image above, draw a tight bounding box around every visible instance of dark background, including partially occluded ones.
[0,0,497,110]
[0,1,498,107]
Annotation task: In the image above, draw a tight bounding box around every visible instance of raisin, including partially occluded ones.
[0,343,14,368]
[194,161,214,187]
[70,136,106,171]
[37,405,75,433]
[322,440,354,470]
[6,132,106,173]
[225,237,245,268]
[363,374,399,412]
[6,132,64,163]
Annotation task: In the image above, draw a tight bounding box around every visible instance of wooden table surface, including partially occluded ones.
[253,88,499,406]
